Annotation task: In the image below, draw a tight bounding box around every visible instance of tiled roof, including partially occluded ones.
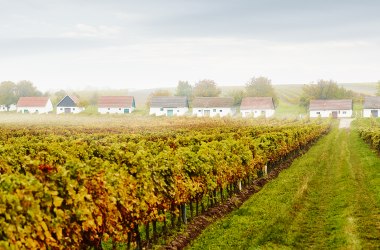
[57,95,80,107]
[363,96,380,109]
[192,97,234,108]
[98,96,135,108]
[16,97,50,107]
[309,99,352,110]
[150,96,188,108]
[240,97,274,110]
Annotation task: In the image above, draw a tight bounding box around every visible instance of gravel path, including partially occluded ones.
[339,118,354,129]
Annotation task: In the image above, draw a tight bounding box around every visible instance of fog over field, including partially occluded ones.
[0,0,379,91]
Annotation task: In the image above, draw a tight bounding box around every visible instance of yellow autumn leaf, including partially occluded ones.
[96,215,102,226]
[53,196,63,207]
[40,221,48,232]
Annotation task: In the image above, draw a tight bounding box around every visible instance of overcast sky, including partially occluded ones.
[0,0,379,91]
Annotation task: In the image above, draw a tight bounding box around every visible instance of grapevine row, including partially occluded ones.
[0,120,329,249]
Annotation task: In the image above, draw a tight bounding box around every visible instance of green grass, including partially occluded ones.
[189,127,380,249]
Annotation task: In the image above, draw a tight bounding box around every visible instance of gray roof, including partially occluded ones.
[309,99,352,110]
[363,96,380,109]
[192,97,234,108]
[150,96,188,108]
[240,97,275,110]
[57,95,80,107]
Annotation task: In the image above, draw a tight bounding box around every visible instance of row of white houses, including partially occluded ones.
[4,95,380,118]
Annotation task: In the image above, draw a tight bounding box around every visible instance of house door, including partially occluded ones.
[332,111,338,118]
[167,109,174,116]
[64,108,71,113]
[204,110,211,116]
[371,110,378,117]
[124,108,130,114]
[261,110,266,117]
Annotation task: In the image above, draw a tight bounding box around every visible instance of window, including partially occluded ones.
[108,108,110,110]
[220,110,223,112]
[213,109,216,112]
[177,110,180,112]
[316,112,321,115]
[198,110,202,112]
[60,108,63,110]
[119,108,121,110]
[160,108,164,111]
[343,111,346,114]
[73,108,75,111]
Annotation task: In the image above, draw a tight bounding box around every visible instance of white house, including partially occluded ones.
[16,97,53,114]
[8,104,16,111]
[0,105,7,112]
[363,96,380,118]
[56,95,84,114]
[309,99,353,118]
[98,96,136,114]
[240,97,275,118]
[192,97,235,117]
[149,96,188,116]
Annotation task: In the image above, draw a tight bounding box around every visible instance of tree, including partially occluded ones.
[377,81,380,96]
[300,79,355,108]
[229,89,245,106]
[193,79,221,97]
[15,80,42,97]
[175,81,193,100]
[245,76,278,105]
[0,81,17,107]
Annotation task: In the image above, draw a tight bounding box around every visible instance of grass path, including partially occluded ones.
[189,128,380,249]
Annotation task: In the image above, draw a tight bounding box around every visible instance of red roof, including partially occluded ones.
[309,99,352,110]
[98,96,135,108]
[16,97,50,107]
[240,97,274,110]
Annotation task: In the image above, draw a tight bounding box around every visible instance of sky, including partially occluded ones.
[0,0,379,91]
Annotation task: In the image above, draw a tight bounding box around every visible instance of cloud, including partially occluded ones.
[61,24,122,38]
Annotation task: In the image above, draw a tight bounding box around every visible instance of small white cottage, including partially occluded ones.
[16,97,53,114]
[192,97,235,117]
[56,95,84,114]
[0,105,7,112]
[98,96,136,114]
[149,96,188,116]
[240,97,275,118]
[309,99,353,118]
[363,96,380,118]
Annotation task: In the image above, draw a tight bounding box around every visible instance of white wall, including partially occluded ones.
[57,107,85,114]
[241,109,275,118]
[192,107,234,117]
[149,107,188,116]
[98,107,135,114]
[0,105,7,112]
[310,110,352,118]
[17,100,53,114]
[363,109,380,118]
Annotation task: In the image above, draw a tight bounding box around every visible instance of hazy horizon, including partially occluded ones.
[1,0,379,92]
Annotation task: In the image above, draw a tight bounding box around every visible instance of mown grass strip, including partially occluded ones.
[189,128,380,249]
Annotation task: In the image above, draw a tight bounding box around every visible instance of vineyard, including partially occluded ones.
[356,118,380,152]
[0,118,329,249]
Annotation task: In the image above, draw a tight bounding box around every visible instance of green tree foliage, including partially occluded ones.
[376,81,380,96]
[15,80,42,97]
[0,81,42,107]
[300,79,355,108]
[0,81,17,107]
[245,76,278,106]
[193,79,221,97]
[175,81,193,100]
[229,89,245,106]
